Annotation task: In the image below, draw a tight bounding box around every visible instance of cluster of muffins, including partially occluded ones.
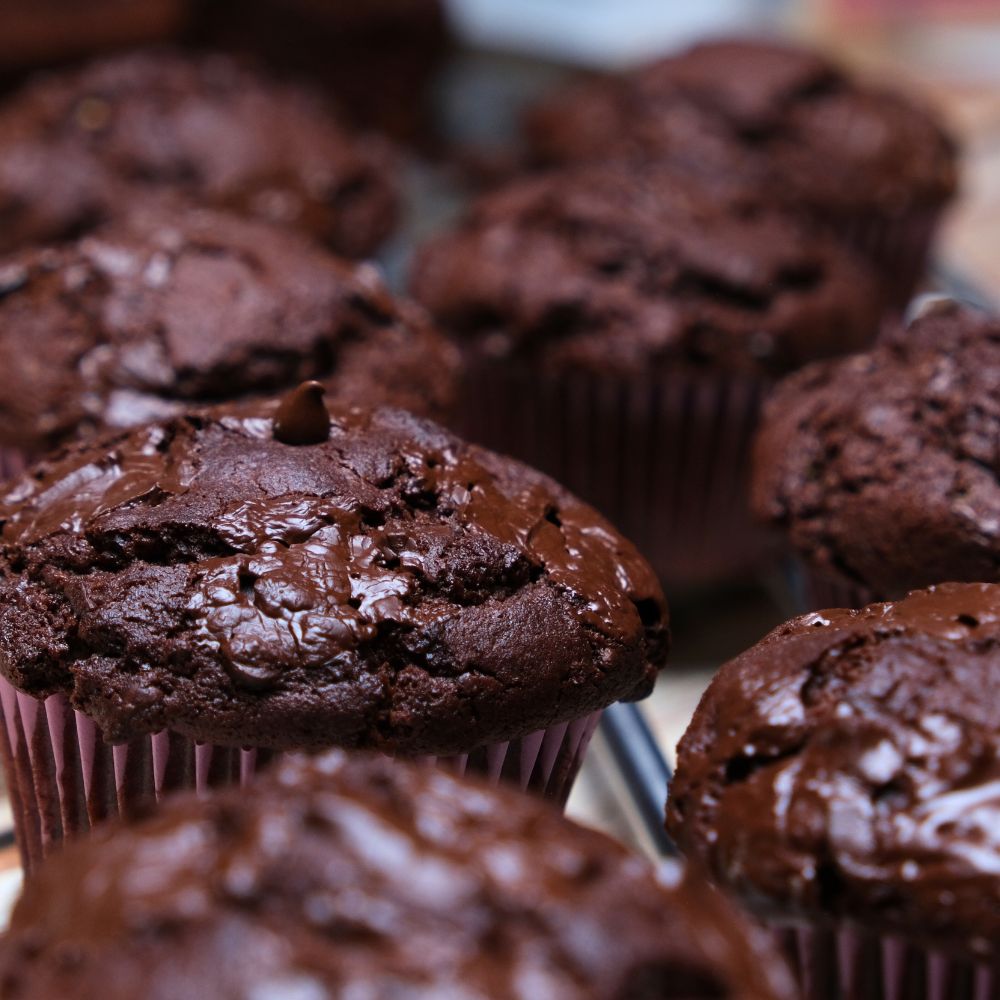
[0,0,671,856]
[413,38,956,591]
[0,8,993,1000]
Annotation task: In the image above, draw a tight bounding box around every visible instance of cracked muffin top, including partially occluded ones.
[0,392,668,752]
[411,160,881,378]
[0,48,398,257]
[0,201,458,454]
[525,38,957,217]
[0,751,792,1000]
[752,301,1000,597]
[666,582,1000,960]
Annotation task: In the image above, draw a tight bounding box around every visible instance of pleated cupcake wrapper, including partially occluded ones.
[787,560,882,614]
[459,363,774,590]
[0,678,600,873]
[817,204,943,310]
[773,925,998,1000]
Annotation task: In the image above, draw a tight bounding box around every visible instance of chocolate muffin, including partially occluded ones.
[0,751,793,1000]
[0,389,669,867]
[753,300,1000,607]
[666,583,1000,999]
[197,0,451,143]
[412,160,882,588]
[526,38,958,303]
[0,48,398,257]
[0,0,189,72]
[0,201,457,481]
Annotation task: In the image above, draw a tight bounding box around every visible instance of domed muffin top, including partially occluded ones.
[526,38,957,214]
[412,160,881,378]
[667,582,1000,959]
[0,48,398,257]
[0,397,668,751]
[0,750,793,1000]
[0,202,457,453]
[753,301,1000,597]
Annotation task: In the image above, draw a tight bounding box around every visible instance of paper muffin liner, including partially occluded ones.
[821,206,942,311]
[0,678,601,873]
[786,560,882,615]
[773,925,997,1000]
[459,363,774,591]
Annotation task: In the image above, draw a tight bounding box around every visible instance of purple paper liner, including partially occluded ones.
[0,678,601,874]
[826,206,943,311]
[773,925,998,1000]
[459,364,775,591]
[787,562,879,614]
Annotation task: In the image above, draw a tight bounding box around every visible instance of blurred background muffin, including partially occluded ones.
[525,38,958,306]
[194,0,452,144]
[753,299,1000,610]
[412,159,882,594]
[0,202,457,480]
[667,583,1000,1000]
[0,48,399,258]
[0,751,795,999]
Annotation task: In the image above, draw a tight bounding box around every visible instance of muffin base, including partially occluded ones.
[459,362,774,591]
[831,206,942,310]
[0,680,600,873]
[774,925,997,1000]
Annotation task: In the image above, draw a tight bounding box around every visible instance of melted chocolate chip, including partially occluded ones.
[272,381,331,446]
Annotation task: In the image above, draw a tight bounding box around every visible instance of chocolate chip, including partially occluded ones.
[273,381,331,446]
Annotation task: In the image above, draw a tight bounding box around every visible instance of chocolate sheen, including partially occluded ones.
[525,38,957,215]
[0,402,668,752]
[667,582,1000,960]
[273,381,331,446]
[0,201,458,453]
[411,160,881,378]
[752,301,1000,597]
[0,47,398,257]
[0,751,794,1000]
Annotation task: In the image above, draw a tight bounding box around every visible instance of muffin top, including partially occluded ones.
[526,38,957,215]
[0,202,457,453]
[0,48,398,257]
[0,395,668,751]
[412,161,881,378]
[0,750,793,1000]
[753,301,1000,597]
[666,582,1000,959]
